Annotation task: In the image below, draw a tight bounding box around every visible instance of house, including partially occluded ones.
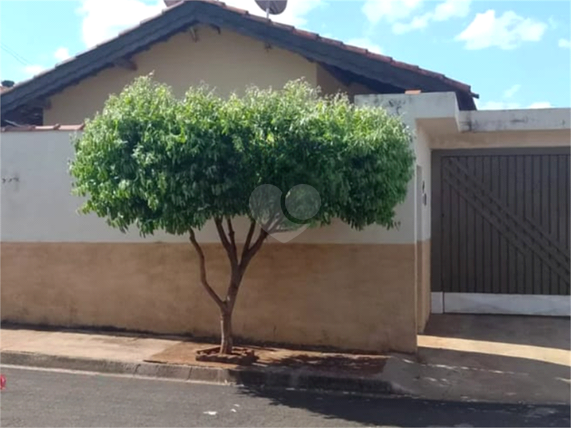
[0,0,477,127]
[0,80,23,127]
[1,0,569,354]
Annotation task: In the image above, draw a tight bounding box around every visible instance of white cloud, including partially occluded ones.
[78,0,164,47]
[456,10,547,50]
[77,0,323,48]
[346,37,383,54]
[503,84,520,99]
[548,17,559,30]
[393,14,431,34]
[478,100,520,110]
[558,38,571,48]
[54,47,71,62]
[23,65,46,76]
[477,100,553,110]
[362,0,423,25]
[433,0,471,21]
[528,102,552,109]
[390,0,471,34]
[218,0,325,27]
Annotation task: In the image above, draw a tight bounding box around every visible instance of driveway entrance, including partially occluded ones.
[431,147,570,314]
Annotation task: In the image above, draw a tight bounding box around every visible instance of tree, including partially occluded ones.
[70,76,414,355]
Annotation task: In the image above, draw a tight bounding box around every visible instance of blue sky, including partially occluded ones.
[1,0,569,109]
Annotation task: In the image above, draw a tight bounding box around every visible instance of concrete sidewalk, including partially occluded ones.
[385,315,571,405]
[1,315,570,404]
[0,327,394,395]
[1,328,175,362]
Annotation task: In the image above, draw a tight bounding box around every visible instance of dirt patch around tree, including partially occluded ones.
[195,346,259,365]
[146,341,387,375]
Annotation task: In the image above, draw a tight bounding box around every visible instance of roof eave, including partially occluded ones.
[0,0,477,114]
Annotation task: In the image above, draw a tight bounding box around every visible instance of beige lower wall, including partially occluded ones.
[1,242,417,353]
[416,240,431,333]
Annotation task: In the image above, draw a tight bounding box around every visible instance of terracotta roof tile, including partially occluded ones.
[221,3,249,15]
[267,21,294,31]
[244,13,272,24]
[140,11,156,22]
[292,28,320,40]
[10,0,476,97]
[2,0,477,115]
[1,125,33,132]
[320,36,344,47]
[0,124,85,132]
[377,54,395,63]
[61,124,86,131]
[342,43,369,55]
[200,0,475,96]
[119,27,133,37]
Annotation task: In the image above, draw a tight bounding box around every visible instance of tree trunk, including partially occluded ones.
[220,309,233,354]
[219,270,241,354]
[190,221,268,356]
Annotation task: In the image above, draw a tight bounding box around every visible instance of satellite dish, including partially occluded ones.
[255,0,287,17]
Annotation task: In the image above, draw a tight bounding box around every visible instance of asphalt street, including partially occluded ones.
[0,366,569,427]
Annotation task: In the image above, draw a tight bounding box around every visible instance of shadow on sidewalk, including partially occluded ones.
[234,334,570,425]
[236,386,570,427]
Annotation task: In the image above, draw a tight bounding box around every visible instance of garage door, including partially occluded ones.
[431,148,570,314]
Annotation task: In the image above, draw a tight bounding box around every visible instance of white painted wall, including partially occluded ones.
[459,108,570,133]
[432,130,570,149]
[0,130,415,244]
[6,95,568,245]
[355,93,450,242]
[355,92,571,240]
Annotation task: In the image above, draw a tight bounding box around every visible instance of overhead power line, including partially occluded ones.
[1,43,31,66]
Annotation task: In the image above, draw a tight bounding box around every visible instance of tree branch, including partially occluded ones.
[215,217,238,271]
[267,212,285,233]
[242,220,256,259]
[262,211,281,232]
[214,218,231,251]
[252,228,269,255]
[240,228,268,271]
[189,229,225,311]
[226,218,237,254]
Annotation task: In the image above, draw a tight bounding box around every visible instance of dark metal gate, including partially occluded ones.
[432,148,570,295]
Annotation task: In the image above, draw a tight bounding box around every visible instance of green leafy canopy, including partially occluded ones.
[70,76,415,235]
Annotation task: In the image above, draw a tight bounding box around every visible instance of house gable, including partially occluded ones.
[45,26,319,124]
[1,0,477,125]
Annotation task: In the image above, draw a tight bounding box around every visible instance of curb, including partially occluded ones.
[0,351,397,395]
